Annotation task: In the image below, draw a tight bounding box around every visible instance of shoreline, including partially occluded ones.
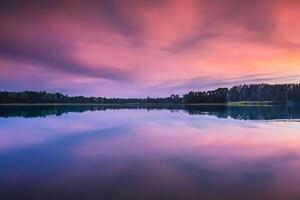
[0,101,287,107]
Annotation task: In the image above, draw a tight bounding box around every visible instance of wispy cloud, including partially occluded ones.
[155,73,300,94]
[0,0,300,96]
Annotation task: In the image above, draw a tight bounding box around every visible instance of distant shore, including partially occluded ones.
[2,84,300,105]
[0,101,286,107]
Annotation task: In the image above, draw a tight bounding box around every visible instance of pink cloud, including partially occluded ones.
[0,0,300,96]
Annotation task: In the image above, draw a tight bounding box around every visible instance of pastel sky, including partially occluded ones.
[1,0,300,97]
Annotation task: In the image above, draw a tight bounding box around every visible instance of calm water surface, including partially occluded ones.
[1,105,300,200]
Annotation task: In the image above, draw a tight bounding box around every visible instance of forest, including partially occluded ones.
[1,84,300,104]
[184,84,300,103]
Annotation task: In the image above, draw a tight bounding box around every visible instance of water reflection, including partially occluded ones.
[1,104,300,120]
[0,107,300,199]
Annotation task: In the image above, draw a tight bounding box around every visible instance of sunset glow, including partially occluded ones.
[1,0,300,97]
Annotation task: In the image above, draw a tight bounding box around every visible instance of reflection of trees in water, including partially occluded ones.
[0,105,185,118]
[185,105,300,120]
[1,105,300,120]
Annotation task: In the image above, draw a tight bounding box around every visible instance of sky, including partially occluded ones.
[1,0,300,97]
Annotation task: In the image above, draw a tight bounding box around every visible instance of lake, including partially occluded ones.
[1,105,300,200]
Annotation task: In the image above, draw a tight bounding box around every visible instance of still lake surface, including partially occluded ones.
[1,105,300,200]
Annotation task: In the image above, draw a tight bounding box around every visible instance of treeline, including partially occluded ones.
[0,91,182,104]
[1,84,300,104]
[183,88,228,103]
[184,84,300,103]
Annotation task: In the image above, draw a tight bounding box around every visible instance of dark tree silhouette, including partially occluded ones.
[0,91,183,104]
[184,84,300,103]
[1,84,300,104]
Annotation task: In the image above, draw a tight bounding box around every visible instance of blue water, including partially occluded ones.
[0,105,300,200]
